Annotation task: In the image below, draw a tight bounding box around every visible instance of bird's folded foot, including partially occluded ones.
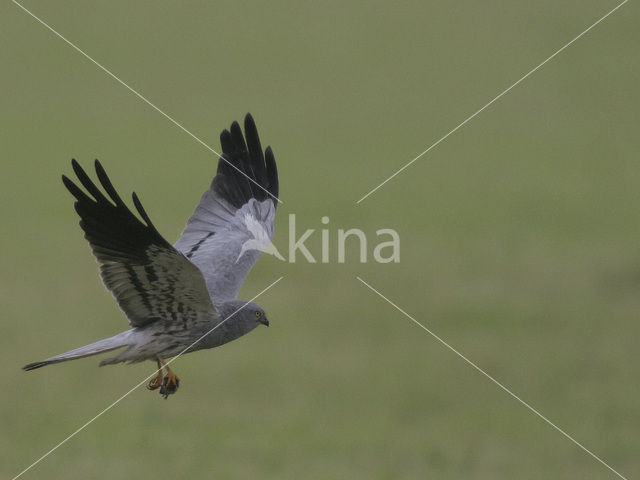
[159,371,180,399]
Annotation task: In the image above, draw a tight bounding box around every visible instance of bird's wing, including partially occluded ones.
[63,160,216,328]
[174,113,279,305]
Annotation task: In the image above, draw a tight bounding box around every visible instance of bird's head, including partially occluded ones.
[222,300,269,328]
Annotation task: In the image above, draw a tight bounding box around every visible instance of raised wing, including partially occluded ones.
[174,113,279,305]
[63,160,216,328]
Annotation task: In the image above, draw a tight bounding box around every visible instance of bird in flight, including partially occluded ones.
[23,114,279,398]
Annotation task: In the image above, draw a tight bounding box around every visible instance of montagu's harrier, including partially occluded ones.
[23,114,279,398]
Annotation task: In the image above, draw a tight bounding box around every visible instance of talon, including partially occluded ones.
[147,377,162,390]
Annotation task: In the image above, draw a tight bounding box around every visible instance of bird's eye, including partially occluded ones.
[255,311,261,317]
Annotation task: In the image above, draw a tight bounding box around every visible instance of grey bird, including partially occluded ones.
[23,113,278,398]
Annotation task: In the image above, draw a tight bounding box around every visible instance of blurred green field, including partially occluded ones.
[1,1,638,478]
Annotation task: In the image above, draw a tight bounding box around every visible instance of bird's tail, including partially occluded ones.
[22,331,132,371]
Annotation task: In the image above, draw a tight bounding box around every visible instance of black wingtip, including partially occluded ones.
[94,159,125,207]
[61,174,73,190]
[23,361,50,371]
[62,158,174,265]
[62,173,92,204]
[229,121,248,155]
[132,191,157,231]
[213,115,278,207]
[220,129,233,157]
[265,146,279,200]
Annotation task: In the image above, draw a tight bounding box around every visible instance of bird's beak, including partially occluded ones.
[259,317,269,327]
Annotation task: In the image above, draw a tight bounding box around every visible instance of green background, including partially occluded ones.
[1,1,638,478]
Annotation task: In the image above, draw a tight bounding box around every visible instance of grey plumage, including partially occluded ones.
[23,114,277,396]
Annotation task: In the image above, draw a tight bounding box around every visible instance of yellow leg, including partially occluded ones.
[147,356,164,391]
